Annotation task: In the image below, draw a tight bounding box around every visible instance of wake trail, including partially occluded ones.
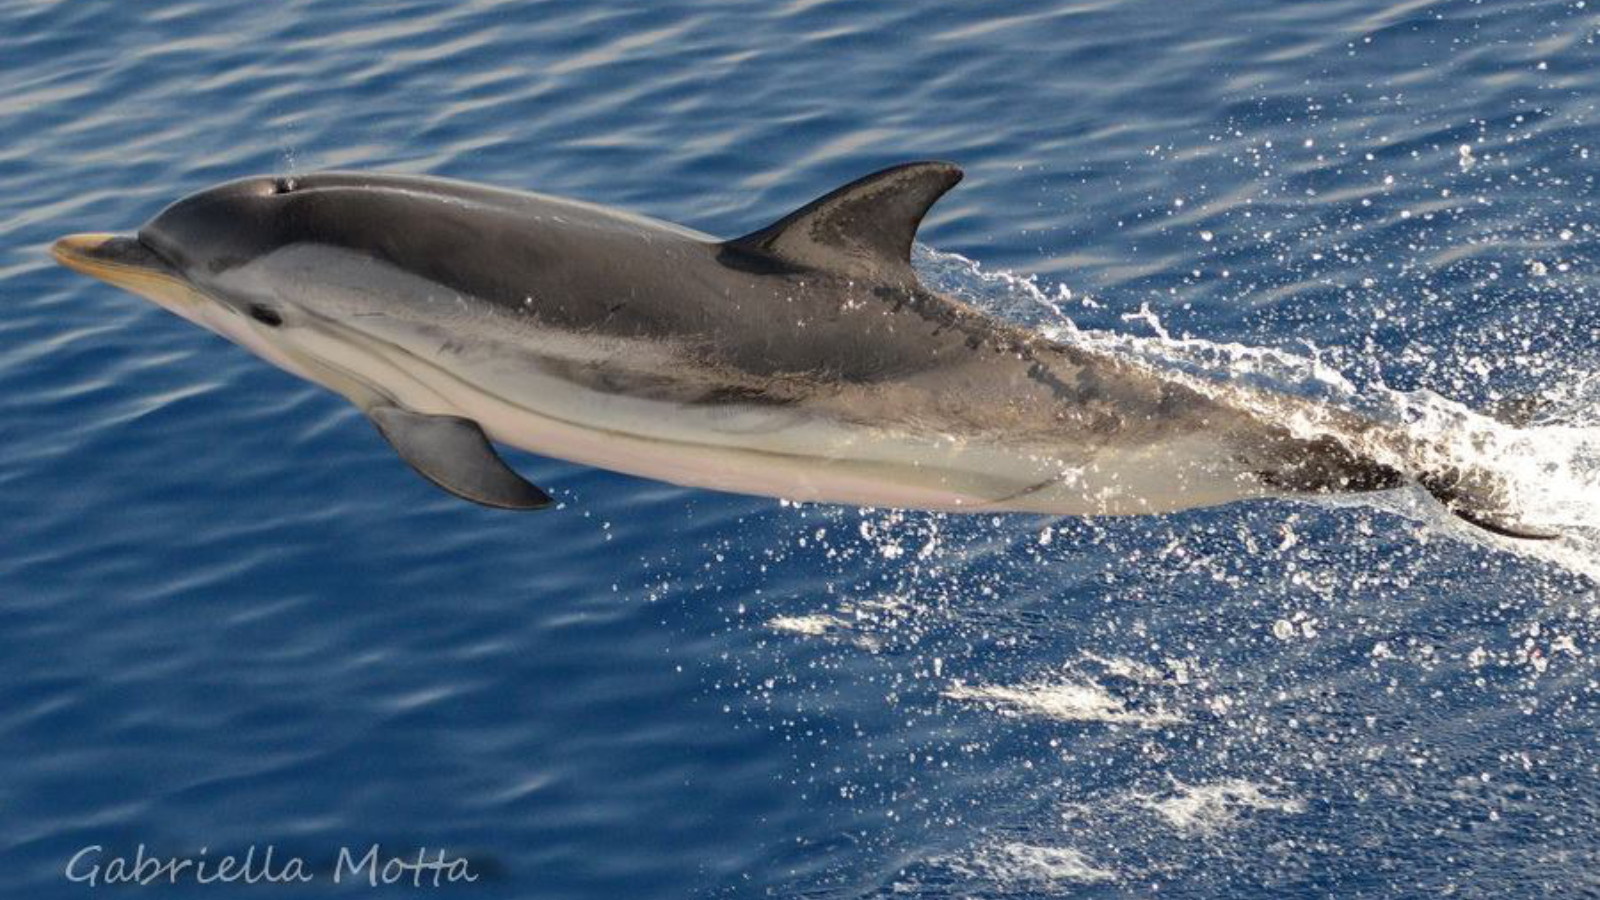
[916,247,1600,582]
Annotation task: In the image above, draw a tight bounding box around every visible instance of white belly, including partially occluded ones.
[267,304,1264,516]
[407,353,1257,516]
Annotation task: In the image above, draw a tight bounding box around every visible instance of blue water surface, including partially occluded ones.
[2,1,1598,897]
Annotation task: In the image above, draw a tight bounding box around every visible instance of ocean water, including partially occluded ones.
[2,0,1598,897]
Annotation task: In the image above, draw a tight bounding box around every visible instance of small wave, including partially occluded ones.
[765,613,849,636]
[765,612,881,650]
[1078,651,1174,685]
[938,840,1115,888]
[942,678,1183,726]
[1140,778,1305,836]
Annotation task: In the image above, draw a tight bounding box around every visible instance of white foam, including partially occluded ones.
[940,840,1115,887]
[765,613,850,637]
[942,678,1183,726]
[1141,778,1305,835]
[765,613,881,651]
[1079,651,1169,684]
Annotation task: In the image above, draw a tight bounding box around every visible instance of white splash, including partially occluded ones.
[765,612,881,651]
[1079,652,1170,684]
[917,247,1600,582]
[1141,778,1305,835]
[942,678,1183,726]
[939,840,1115,887]
[765,613,851,637]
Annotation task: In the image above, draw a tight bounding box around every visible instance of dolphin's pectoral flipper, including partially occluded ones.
[366,405,552,510]
[724,161,963,282]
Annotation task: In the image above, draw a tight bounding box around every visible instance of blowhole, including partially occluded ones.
[272,177,297,195]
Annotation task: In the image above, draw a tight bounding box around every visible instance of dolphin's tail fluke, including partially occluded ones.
[1417,467,1560,541]
[1252,428,1559,540]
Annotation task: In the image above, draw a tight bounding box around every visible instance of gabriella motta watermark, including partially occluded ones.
[65,844,480,888]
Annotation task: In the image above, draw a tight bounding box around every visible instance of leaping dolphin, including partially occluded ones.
[52,162,1550,538]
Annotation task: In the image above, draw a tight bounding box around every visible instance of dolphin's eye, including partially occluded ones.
[249,304,284,327]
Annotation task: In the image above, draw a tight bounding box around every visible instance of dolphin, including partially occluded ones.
[51,162,1550,538]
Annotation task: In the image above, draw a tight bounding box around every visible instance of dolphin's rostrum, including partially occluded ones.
[52,163,1550,538]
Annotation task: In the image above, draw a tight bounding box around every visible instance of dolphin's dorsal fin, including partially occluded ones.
[725,161,963,282]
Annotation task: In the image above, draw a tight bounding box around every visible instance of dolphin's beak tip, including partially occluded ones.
[51,233,119,268]
[50,233,176,288]
[50,231,197,314]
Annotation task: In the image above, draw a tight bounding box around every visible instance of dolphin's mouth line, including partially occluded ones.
[51,233,173,277]
[50,233,192,303]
